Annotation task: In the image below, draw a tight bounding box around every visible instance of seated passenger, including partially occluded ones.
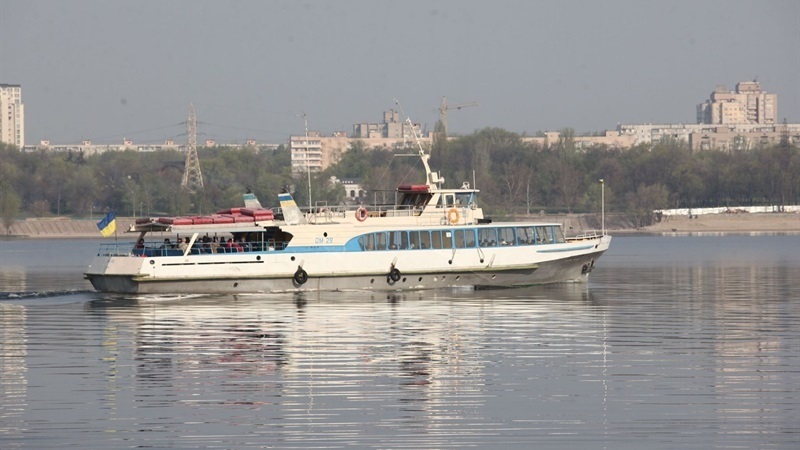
[178,237,190,251]
[160,238,172,249]
[135,238,145,249]
[226,238,243,252]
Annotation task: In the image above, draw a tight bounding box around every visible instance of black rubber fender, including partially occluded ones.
[388,267,401,282]
[294,267,308,285]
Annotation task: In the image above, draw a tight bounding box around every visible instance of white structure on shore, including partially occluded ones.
[656,205,800,216]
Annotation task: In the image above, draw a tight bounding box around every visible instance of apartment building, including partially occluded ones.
[697,81,777,125]
[616,122,800,150]
[290,109,430,174]
[353,109,421,139]
[289,130,432,174]
[0,84,24,147]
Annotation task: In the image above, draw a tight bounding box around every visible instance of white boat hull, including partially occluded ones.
[85,236,610,294]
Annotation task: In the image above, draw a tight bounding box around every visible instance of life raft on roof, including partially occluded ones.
[152,208,275,226]
[397,184,429,192]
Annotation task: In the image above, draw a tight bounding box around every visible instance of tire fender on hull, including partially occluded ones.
[294,267,308,285]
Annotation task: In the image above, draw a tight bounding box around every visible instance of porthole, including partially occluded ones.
[402,277,407,282]
[149,260,155,265]
[323,232,328,237]
[418,277,423,282]
[256,255,261,261]
[370,278,375,284]
[291,256,296,261]
[234,282,239,287]
[456,276,460,280]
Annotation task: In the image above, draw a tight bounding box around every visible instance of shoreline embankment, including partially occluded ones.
[1,212,798,239]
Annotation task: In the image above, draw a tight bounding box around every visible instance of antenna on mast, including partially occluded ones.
[393,99,444,189]
[300,112,312,210]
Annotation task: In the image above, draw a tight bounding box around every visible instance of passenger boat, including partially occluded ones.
[85,141,611,294]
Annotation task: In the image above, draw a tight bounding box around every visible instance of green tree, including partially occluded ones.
[626,183,669,227]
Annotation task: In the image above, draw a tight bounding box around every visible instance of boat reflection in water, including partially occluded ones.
[89,285,598,418]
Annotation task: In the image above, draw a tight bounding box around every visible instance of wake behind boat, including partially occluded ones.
[85,121,610,294]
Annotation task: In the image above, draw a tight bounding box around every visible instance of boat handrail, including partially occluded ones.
[289,203,423,221]
[98,238,291,257]
[567,230,603,241]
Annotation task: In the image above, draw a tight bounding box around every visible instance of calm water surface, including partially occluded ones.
[1,235,798,449]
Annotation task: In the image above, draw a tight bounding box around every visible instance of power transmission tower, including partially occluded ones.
[181,103,204,193]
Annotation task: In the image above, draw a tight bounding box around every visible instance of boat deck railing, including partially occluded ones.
[567,230,604,241]
[297,204,422,224]
[97,239,291,257]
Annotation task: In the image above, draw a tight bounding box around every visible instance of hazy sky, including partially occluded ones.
[1,0,798,145]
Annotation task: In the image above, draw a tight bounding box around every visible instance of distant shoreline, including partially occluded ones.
[2,212,798,240]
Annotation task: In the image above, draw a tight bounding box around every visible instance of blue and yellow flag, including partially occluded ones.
[96,211,116,237]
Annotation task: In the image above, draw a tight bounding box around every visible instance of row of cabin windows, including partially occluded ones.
[357,226,565,251]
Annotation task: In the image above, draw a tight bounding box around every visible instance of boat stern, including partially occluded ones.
[85,253,148,294]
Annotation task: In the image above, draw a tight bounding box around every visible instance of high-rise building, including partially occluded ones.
[697,81,777,125]
[0,84,25,147]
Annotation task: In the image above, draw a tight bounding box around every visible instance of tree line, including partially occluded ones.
[1,128,798,229]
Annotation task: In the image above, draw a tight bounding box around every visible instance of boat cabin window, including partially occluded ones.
[516,226,535,245]
[389,231,408,250]
[408,230,420,249]
[498,227,516,246]
[437,194,456,208]
[419,230,432,249]
[455,192,473,206]
[399,192,432,209]
[536,226,554,243]
[359,232,388,251]
[455,229,477,248]
[478,228,497,247]
[431,230,443,249]
[353,224,565,252]
[374,232,387,250]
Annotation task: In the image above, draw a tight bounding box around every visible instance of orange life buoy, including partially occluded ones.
[355,206,368,222]
[447,208,460,224]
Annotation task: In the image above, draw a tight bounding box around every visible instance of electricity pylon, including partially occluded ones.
[181,103,204,194]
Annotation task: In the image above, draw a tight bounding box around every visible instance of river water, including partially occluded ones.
[1,234,798,449]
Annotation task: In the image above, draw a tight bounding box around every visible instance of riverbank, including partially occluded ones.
[0,217,137,238]
[641,212,800,234]
[1,212,798,239]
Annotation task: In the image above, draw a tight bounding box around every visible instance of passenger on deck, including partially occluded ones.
[178,237,189,251]
[135,239,145,249]
[226,238,243,252]
[210,236,220,253]
[160,238,173,249]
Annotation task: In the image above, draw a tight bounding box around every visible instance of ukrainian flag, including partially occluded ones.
[97,211,116,237]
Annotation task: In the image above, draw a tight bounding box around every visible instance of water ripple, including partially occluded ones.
[1,235,799,448]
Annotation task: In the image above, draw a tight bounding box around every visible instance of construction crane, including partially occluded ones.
[438,96,478,136]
